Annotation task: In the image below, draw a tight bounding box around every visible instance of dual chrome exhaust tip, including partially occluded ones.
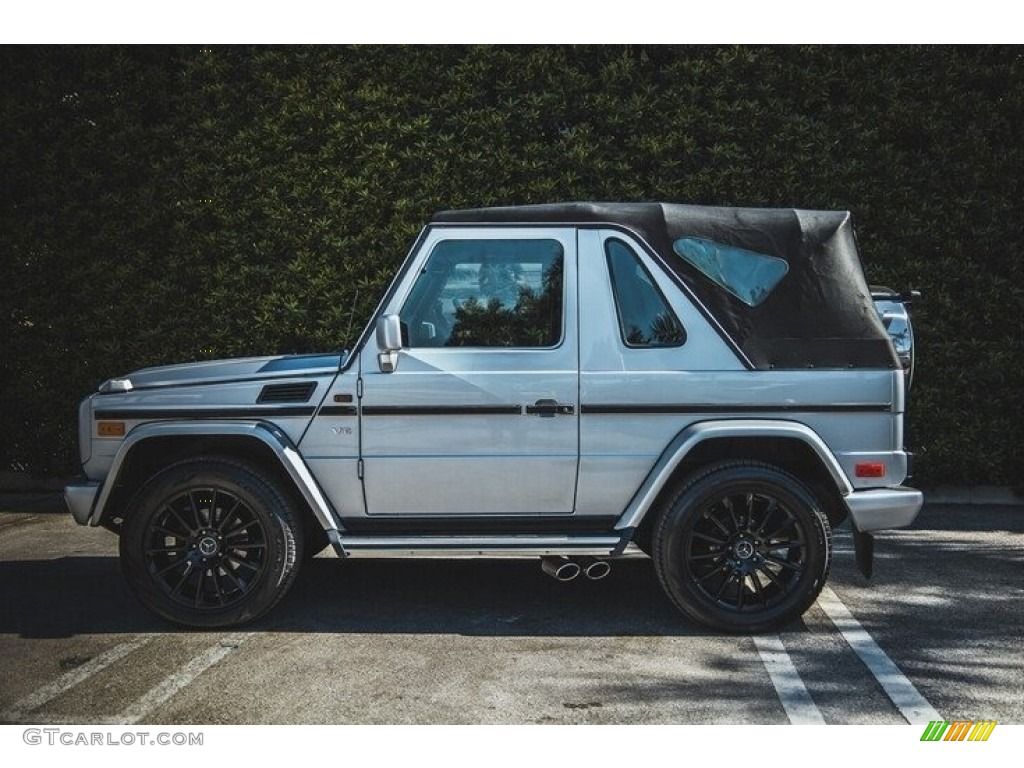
[540,556,611,582]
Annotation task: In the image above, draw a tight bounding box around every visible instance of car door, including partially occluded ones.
[358,227,579,516]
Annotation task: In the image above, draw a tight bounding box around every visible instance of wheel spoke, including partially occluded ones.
[705,512,732,537]
[695,562,728,583]
[153,558,187,578]
[170,562,195,595]
[764,515,797,541]
[188,491,203,530]
[224,519,255,539]
[764,554,803,573]
[767,540,803,551]
[165,504,194,536]
[743,493,755,527]
[211,568,226,604]
[227,543,265,552]
[221,565,247,593]
[751,571,769,608]
[216,498,243,533]
[227,556,260,574]
[691,531,728,546]
[756,562,789,592]
[736,577,746,610]
[152,524,187,539]
[688,552,724,562]
[146,545,187,555]
[194,569,207,608]
[721,496,739,531]
[753,499,778,535]
[713,572,736,601]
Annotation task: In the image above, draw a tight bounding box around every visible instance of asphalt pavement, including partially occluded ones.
[0,495,1021,725]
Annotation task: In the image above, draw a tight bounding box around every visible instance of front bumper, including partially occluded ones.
[65,481,100,526]
[843,486,923,532]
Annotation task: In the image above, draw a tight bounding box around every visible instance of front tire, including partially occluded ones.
[119,457,303,628]
[652,461,831,633]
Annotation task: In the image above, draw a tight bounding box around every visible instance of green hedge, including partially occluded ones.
[2,45,1021,486]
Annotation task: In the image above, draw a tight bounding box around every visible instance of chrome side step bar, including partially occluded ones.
[333,534,625,559]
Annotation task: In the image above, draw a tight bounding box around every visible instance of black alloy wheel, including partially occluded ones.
[653,461,831,633]
[143,487,268,611]
[120,457,303,628]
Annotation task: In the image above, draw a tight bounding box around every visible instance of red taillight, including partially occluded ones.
[855,462,886,478]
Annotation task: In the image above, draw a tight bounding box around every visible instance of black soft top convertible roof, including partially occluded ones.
[432,202,898,371]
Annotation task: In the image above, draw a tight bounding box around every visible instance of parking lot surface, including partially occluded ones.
[1,497,1021,725]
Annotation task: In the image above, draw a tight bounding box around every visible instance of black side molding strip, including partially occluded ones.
[362,405,522,416]
[319,405,359,416]
[581,403,892,414]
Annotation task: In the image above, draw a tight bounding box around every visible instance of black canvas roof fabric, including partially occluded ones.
[432,203,899,371]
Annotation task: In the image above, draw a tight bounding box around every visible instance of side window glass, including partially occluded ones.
[400,239,564,348]
[672,236,788,307]
[606,239,686,347]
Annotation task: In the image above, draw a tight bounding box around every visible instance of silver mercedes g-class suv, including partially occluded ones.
[65,203,921,632]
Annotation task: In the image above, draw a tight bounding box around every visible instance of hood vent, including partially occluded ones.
[257,382,317,404]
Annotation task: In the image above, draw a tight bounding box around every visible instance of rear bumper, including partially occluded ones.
[844,486,923,532]
[64,481,100,526]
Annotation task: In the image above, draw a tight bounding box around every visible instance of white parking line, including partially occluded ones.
[753,634,826,724]
[115,632,254,725]
[0,636,152,722]
[817,585,942,724]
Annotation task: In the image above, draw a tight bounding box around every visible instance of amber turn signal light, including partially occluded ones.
[97,421,126,437]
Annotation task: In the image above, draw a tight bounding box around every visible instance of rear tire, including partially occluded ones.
[652,461,831,633]
[119,457,303,628]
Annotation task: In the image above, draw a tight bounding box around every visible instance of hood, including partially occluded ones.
[99,353,343,392]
